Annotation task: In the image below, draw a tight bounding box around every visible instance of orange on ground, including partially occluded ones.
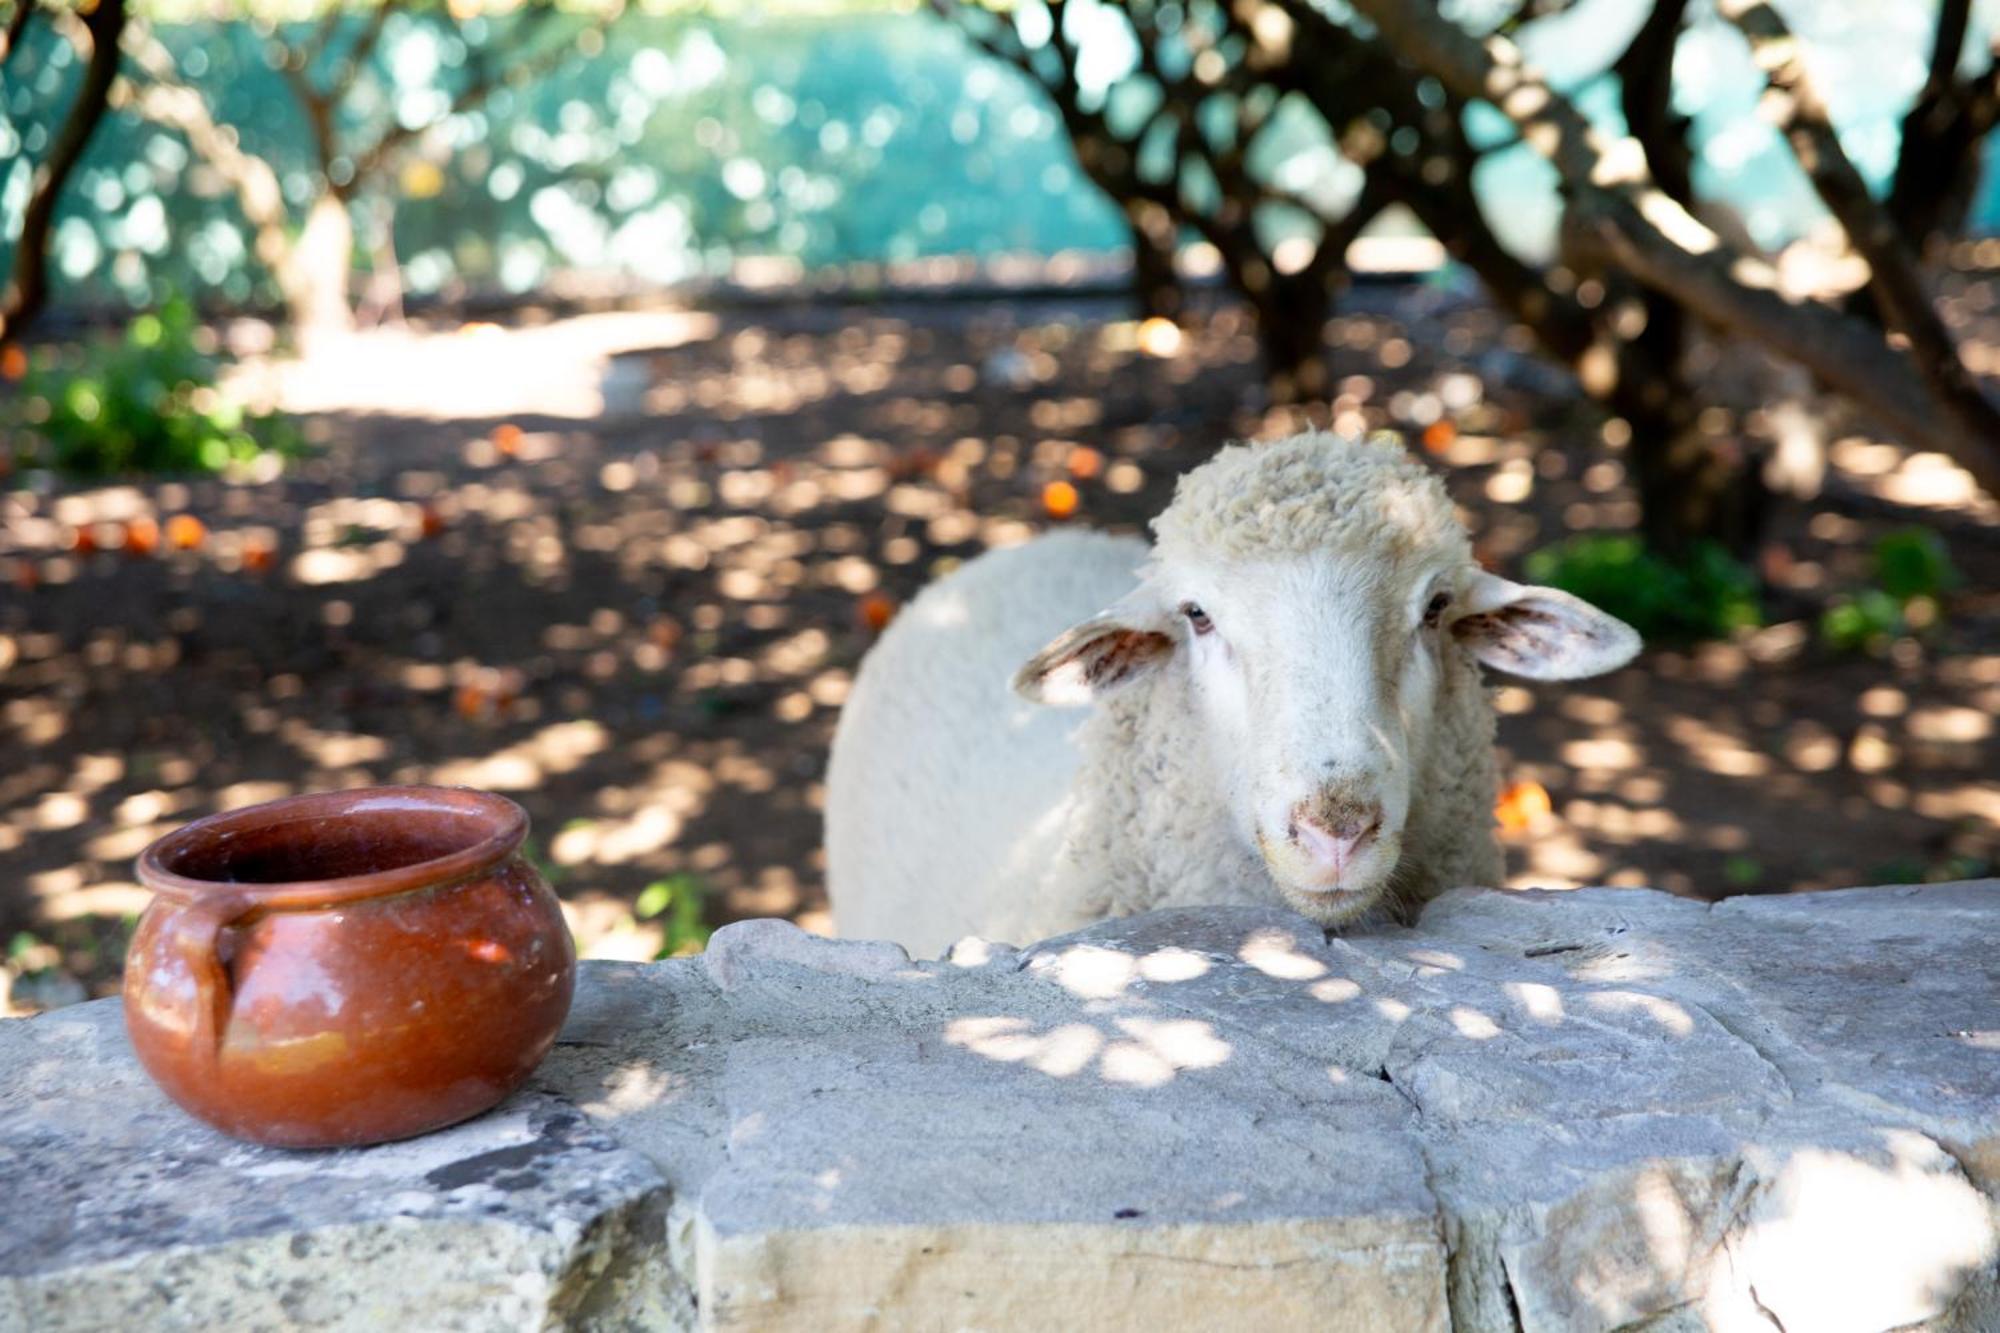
[0,344,26,381]
[1495,780,1553,835]
[166,515,206,550]
[888,447,938,482]
[858,593,897,633]
[493,423,523,456]
[242,538,277,574]
[1067,446,1104,480]
[420,505,447,538]
[124,517,161,557]
[70,526,97,556]
[1041,479,1080,520]
[1421,420,1458,453]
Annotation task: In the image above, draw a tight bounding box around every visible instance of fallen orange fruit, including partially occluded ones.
[0,344,26,381]
[493,423,523,456]
[166,515,206,550]
[1494,780,1553,835]
[858,593,897,633]
[1067,446,1104,480]
[1042,479,1080,520]
[1421,420,1458,453]
[420,505,447,538]
[241,538,277,573]
[124,517,161,557]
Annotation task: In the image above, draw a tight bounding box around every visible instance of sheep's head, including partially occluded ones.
[1011,432,1639,925]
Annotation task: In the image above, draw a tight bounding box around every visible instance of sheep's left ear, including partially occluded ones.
[1012,593,1174,706]
[1451,572,1640,680]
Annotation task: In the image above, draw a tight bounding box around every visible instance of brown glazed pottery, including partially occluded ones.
[124,786,575,1149]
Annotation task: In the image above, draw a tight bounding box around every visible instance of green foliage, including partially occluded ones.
[638,873,712,957]
[1818,589,1907,656]
[4,299,299,478]
[1721,855,1764,890]
[522,834,567,889]
[1523,534,1760,644]
[1818,528,1959,657]
[1872,528,1957,602]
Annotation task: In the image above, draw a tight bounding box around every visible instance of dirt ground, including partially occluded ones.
[3,283,1996,1010]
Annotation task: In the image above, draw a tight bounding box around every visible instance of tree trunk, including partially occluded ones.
[1256,277,1334,404]
[1609,346,1763,557]
[1125,202,1182,322]
[279,194,356,342]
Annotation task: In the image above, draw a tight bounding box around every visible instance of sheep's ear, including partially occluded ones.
[1012,600,1174,706]
[1451,572,1640,680]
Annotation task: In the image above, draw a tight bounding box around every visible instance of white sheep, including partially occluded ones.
[827,431,1639,956]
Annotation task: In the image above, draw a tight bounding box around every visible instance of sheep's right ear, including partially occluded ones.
[1012,600,1174,706]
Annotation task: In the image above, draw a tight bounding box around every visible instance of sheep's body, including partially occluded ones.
[826,531,1162,953]
[826,534,1506,958]
[825,431,1640,958]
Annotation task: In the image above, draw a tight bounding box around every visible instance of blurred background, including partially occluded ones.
[2,0,1996,1012]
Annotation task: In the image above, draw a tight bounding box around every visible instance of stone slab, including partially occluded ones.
[4,882,1997,1332]
[0,998,687,1331]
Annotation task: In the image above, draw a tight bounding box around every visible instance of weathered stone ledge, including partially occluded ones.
[5,882,1997,1331]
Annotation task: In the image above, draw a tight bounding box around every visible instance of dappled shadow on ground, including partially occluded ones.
[1,285,1996,1001]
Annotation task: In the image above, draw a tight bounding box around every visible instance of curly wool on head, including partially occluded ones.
[1150,431,1469,567]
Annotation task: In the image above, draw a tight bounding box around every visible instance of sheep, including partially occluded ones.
[826,431,1640,956]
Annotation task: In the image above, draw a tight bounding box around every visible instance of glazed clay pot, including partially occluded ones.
[124,786,575,1149]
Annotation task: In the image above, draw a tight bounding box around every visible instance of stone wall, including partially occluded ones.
[5,882,1997,1331]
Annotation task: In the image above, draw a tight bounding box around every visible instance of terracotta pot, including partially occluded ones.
[124,786,575,1149]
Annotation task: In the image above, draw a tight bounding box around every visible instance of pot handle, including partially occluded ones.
[162,894,249,1065]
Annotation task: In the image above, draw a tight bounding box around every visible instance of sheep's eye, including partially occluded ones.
[1422,591,1453,629]
[1179,602,1214,636]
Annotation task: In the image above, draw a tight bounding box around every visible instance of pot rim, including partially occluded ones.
[136,785,529,911]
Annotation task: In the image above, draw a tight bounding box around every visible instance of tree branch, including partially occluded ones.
[1720,0,2000,481]
[347,0,579,187]
[118,22,297,283]
[1,0,35,70]
[1342,0,2000,499]
[1887,0,1986,251]
[1613,0,1692,207]
[0,0,127,351]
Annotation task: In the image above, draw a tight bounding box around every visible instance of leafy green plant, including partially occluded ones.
[1872,528,1957,602]
[638,874,712,958]
[1818,528,1959,656]
[5,298,299,478]
[1523,534,1760,644]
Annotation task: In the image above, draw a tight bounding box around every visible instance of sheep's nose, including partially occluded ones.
[1288,797,1383,877]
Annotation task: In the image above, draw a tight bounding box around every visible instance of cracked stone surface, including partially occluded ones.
[5,883,1998,1331]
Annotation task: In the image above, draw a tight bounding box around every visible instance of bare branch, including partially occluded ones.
[1,0,128,351]
[1721,0,2000,481]
[347,0,588,187]
[119,23,297,282]
[1342,0,2000,498]
[1887,0,1985,251]
[1613,0,1692,206]
[1,0,36,71]
[341,0,400,81]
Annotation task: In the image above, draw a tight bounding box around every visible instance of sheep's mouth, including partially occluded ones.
[1273,879,1384,926]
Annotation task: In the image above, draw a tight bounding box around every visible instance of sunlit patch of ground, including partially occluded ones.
[2,284,1996,1009]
